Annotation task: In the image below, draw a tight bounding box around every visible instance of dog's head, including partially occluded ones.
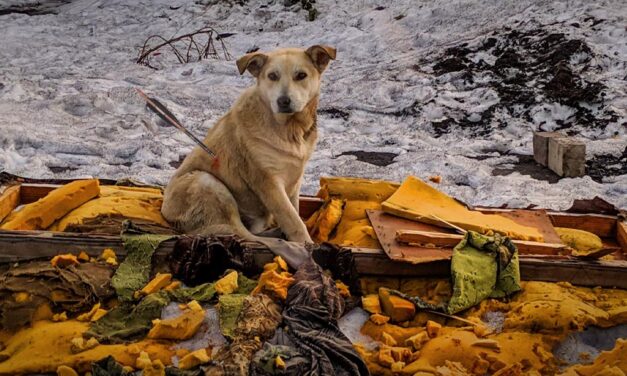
[237,45,336,114]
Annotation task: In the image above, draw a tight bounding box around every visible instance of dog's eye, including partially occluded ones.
[295,72,307,81]
[268,72,279,81]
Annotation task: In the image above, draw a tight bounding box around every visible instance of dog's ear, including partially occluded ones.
[305,45,336,73]
[236,52,268,77]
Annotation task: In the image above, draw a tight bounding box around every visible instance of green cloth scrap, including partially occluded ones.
[447,231,521,314]
[112,233,172,301]
[170,282,217,302]
[218,294,248,339]
[86,291,170,343]
[236,273,258,295]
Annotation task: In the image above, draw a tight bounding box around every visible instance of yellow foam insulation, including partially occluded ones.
[1,179,100,231]
[362,294,382,314]
[357,279,627,376]
[381,176,544,241]
[138,273,172,297]
[314,177,399,248]
[56,365,79,376]
[48,185,168,232]
[305,198,345,242]
[179,349,211,370]
[555,227,603,254]
[379,288,415,323]
[215,271,239,295]
[147,305,205,340]
[50,254,80,268]
[252,256,295,300]
[0,320,174,375]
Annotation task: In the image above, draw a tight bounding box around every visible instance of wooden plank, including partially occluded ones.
[548,212,616,238]
[0,185,21,223]
[617,221,627,253]
[0,230,177,262]
[299,196,324,219]
[0,229,625,288]
[351,248,627,289]
[367,209,454,264]
[396,229,568,255]
[477,208,617,238]
[19,183,59,204]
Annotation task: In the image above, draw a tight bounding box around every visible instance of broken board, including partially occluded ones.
[367,209,455,264]
[368,209,569,264]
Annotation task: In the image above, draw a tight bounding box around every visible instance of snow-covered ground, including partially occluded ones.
[0,0,625,209]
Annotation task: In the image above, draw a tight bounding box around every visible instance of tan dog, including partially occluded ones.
[162,45,336,253]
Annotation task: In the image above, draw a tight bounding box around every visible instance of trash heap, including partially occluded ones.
[0,176,624,375]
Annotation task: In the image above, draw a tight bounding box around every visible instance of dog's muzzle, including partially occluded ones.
[277,96,293,113]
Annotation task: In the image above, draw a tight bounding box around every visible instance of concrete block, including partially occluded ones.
[533,131,563,166]
[548,137,586,177]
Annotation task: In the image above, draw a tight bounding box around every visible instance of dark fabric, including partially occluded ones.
[204,294,283,376]
[257,257,370,376]
[91,356,132,376]
[169,236,255,286]
[0,261,114,330]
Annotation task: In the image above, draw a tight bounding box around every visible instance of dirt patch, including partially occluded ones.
[338,151,398,167]
[492,155,561,184]
[0,0,71,16]
[585,147,627,183]
[427,26,620,138]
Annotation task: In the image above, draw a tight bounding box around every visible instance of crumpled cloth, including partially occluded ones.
[252,257,370,376]
[447,230,521,314]
[86,291,170,343]
[0,261,114,330]
[169,236,255,286]
[204,294,283,376]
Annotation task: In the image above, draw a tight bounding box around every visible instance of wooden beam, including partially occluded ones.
[351,248,627,289]
[0,185,21,223]
[0,230,625,288]
[396,229,568,255]
[617,221,627,253]
[548,212,617,238]
[476,207,617,238]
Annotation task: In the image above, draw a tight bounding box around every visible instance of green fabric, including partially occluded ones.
[219,294,247,339]
[91,355,132,376]
[170,282,217,302]
[447,231,520,314]
[86,291,170,343]
[236,273,258,295]
[112,233,172,302]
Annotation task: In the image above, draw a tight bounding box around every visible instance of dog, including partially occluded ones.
[161,45,336,256]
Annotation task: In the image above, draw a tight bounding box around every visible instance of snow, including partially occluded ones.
[0,0,625,209]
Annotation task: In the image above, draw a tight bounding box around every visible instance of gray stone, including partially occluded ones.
[548,137,586,177]
[533,131,563,166]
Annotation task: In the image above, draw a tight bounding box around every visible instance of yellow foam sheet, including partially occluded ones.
[316,177,399,248]
[1,180,100,231]
[0,320,174,375]
[381,176,544,241]
[49,185,168,231]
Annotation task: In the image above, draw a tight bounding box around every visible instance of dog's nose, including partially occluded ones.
[277,96,291,111]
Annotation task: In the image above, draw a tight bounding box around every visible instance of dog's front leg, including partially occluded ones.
[288,180,302,213]
[255,178,312,243]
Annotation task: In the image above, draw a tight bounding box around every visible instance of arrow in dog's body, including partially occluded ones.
[136,88,216,158]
